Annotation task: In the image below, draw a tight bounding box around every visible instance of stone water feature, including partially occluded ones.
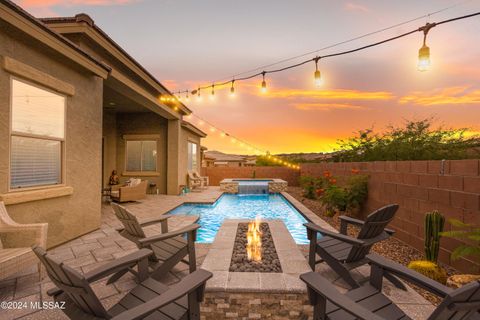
[219,178,288,194]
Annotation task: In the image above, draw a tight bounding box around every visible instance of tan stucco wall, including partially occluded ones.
[103,110,117,186]
[110,112,168,194]
[0,20,103,248]
[179,128,202,186]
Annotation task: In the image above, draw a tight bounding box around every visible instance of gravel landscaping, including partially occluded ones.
[288,186,459,305]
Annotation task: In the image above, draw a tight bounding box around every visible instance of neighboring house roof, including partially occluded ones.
[205,151,247,162]
[181,121,207,138]
[0,0,111,77]
[40,13,192,115]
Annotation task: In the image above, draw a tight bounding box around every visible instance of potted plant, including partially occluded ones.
[408,211,448,284]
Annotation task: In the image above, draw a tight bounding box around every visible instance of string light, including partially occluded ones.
[260,72,267,93]
[230,80,235,97]
[210,84,215,100]
[175,11,479,98]
[314,57,322,87]
[417,22,435,71]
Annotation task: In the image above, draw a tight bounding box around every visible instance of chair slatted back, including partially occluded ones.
[346,204,398,262]
[111,203,146,241]
[33,246,109,318]
[429,280,480,320]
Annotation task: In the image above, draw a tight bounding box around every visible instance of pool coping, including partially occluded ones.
[201,219,312,293]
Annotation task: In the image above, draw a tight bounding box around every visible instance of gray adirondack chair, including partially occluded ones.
[111,203,200,280]
[33,245,212,320]
[305,204,398,288]
[301,253,480,320]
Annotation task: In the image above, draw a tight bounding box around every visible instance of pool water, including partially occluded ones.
[168,194,309,244]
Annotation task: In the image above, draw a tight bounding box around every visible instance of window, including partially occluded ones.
[187,142,198,171]
[126,140,157,172]
[10,79,65,189]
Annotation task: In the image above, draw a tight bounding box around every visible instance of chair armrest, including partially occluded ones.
[110,269,213,320]
[339,215,365,226]
[139,224,200,246]
[139,214,173,228]
[366,254,452,298]
[300,272,385,320]
[304,223,364,245]
[0,223,48,248]
[84,249,152,283]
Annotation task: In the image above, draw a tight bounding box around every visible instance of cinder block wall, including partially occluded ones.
[301,160,480,273]
[201,167,300,186]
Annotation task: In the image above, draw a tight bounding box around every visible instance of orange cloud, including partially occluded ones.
[399,86,480,106]
[293,103,367,111]
[266,88,394,101]
[18,0,138,8]
[344,2,369,13]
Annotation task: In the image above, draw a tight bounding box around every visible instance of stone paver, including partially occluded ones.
[0,187,434,319]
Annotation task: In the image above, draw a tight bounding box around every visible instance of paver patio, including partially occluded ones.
[0,187,435,319]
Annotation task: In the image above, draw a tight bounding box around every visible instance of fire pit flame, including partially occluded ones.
[246,217,262,261]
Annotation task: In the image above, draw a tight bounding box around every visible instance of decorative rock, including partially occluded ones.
[229,223,282,273]
[447,274,480,288]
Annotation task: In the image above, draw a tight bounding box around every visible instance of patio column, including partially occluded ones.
[167,119,181,195]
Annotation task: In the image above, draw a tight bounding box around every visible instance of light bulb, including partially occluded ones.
[417,44,430,72]
[197,89,202,101]
[220,132,226,138]
[314,70,322,87]
[230,80,235,97]
[417,23,435,72]
[261,72,267,93]
[209,84,215,100]
[314,58,322,87]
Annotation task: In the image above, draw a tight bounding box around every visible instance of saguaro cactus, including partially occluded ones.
[424,210,445,263]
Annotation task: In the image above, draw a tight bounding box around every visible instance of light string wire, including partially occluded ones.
[175,6,479,169]
[185,113,300,169]
[184,10,480,94]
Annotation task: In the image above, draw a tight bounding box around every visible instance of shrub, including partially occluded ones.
[332,118,480,162]
[318,171,368,215]
[407,260,448,284]
[299,175,320,199]
[440,219,480,261]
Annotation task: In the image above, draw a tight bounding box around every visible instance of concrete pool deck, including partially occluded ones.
[0,187,435,319]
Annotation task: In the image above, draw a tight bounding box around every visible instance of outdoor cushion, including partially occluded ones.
[111,190,120,197]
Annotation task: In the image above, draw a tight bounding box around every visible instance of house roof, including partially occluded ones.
[0,0,111,77]
[40,13,192,115]
[181,121,207,138]
[205,151,247,162]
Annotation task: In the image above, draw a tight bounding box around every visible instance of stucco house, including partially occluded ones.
[204,151,249,167]
[0,0,206,248]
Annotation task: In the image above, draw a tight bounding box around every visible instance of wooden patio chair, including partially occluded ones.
[192,171,209,189]
[305,204,398,288]
[301,253,480,320]
[0,202,48,281]
[187,171,203,192]
[33,246,212,320]
[111,203,200,280]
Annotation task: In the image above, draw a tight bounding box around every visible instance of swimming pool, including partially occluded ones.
[168,194,309,244]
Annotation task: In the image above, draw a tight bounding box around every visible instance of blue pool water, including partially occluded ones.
[168,194,309,244]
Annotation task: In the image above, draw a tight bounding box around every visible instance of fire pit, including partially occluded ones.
[200,219,312,319]
[229,221,282,273]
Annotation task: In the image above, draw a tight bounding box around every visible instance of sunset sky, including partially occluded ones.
[17,0,480,154]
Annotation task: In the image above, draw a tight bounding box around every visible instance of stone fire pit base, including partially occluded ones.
[200,219,313,319]
[201,292,311,319]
